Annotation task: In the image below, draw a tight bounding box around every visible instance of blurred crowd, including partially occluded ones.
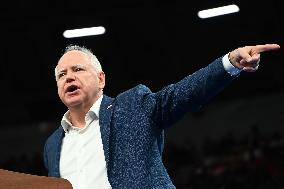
[164,125,284,189]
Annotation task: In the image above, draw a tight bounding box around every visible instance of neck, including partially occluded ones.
[68,93,103,128]
[68,109,86,128]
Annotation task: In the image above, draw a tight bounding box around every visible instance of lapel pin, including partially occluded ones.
[107,104,113,109]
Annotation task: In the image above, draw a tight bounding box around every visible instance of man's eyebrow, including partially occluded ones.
[72,64,86,69]
[57,68,66,73]
[56,64,87,74]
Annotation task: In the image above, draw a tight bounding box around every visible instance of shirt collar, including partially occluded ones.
[90,95,103,119]
[61,95,103,133]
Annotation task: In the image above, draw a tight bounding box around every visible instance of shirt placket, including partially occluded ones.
[77,129,86,189]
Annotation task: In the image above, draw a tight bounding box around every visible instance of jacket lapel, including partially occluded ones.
[99,95,115,169]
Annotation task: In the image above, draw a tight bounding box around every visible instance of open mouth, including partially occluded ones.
[66,85,80,93]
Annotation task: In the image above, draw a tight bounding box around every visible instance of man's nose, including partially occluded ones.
[66,72,76,82]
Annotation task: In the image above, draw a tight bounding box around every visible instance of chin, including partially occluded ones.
[64,98,83,108]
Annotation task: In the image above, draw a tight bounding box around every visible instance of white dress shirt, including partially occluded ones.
[60,96,112,189]
[58,54,240,189]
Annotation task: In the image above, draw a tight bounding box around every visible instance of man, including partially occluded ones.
[44,44,280,189]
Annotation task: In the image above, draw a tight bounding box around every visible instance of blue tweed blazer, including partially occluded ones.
[44,57,236,188]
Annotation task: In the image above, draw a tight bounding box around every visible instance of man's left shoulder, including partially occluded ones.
[118,84,152,98]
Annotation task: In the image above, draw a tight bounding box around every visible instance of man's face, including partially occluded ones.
[56,50,105,109]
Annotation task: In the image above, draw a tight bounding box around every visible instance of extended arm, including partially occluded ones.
[144,44,280,129]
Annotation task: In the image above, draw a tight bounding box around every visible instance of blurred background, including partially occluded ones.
[0,0,284,188]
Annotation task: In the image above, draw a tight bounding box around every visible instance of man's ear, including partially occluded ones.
[98,71,105,89]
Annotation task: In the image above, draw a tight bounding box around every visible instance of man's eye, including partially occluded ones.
[75,68,83,72]
[58,73,66,78]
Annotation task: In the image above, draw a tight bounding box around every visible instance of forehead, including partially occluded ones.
[57,50,91,69]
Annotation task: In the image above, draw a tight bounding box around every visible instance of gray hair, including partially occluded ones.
[55,45,102,80]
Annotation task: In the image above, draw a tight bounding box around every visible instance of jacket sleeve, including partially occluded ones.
[141,57,238,129]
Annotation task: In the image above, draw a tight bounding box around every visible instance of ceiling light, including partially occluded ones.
[63,26,106,38]
[198,4,240,19]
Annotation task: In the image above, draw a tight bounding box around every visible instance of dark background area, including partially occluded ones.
[0,0,284,188]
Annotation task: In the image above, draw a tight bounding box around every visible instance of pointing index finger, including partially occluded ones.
[254,44,280,53]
